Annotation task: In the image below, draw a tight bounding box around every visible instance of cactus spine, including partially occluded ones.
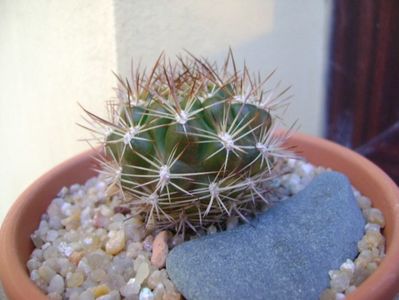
[83,51,294,233]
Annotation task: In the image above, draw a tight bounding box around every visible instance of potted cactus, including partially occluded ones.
[0,51,399,300]
[82,50,294,234]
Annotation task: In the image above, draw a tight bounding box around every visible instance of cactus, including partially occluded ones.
[83,50,295,233]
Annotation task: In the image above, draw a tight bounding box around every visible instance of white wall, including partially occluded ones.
[0,0,331,223]
[0,0,117,222]
[114,0,332,134]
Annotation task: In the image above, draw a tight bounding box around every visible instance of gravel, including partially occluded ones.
[27,158,386,300]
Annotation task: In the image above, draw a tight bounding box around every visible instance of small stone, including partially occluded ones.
[81,206,93,227]
[120,278,141,298]
[77,259,92,276]
[60,202,73,216]
[339,259,355,275]
[105,273,126,290]
[147,270,163,289]
[79,289,95,300]
[100,205,113,217]
[92,284,110,298]
[345,285,356,294]
[124,218,145,242]
[143,235,154,252]
[61,211,81,229]
[356,195,372,210]
[93,212,110,228]
[43,246,58,260]
[329,270,351,292]
[140,287,154,300]
[58,241,74,257]
[135,262,150,285]
[48,292,62,300]
[358,231,384,251]
[127,242,144,259]
[67,272,85,288]
[90,269,107,282]
[27,258,41,272]
[365,223,381,232]
[48,274,65,294]
[32,248,44,260]
[151,231,170,268]
[153,284,165,300]
[97,290,121,300]
[207,225,217,235]
[106,231,126,255]
[38,265,56,283]
[365,208,385,227]
[69,251,84,265]
[86,251,110,269]
[46,230,59,242]
[166,172,365,300]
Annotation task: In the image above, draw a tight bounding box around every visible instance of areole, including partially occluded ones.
[0,133,398,300]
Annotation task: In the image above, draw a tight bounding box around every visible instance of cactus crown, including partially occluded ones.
[83,50,295,234]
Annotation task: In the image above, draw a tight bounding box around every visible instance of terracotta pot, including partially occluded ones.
[0,133,398,300]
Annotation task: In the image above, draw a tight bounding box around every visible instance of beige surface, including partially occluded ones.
[0,0,331,223]
[0,0,117,223]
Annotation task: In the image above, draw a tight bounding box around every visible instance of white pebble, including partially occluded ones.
[357,196,371,210]
[365,208,385,226]
[207,225,217,235]
[365,223,381,232]
[329,270,350,293]
[48,274,65,294]
[120,278,141,298]
[79,289,95,300]
[340,259,355,275]
[58,242,74,257]
[60,202,73,216]
[27,258,41,272]
[46,230,59,242]
[298,162,314,177]
[140,287,154,300]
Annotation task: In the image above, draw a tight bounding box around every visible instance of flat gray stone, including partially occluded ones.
[166,172,365,300]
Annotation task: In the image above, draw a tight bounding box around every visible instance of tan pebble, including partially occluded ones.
[105,230,125,255]
[151,231,170,268]
[66,271,84,288]
[92,284,110,297]
[69,251,84,265]
[61,211,81,229]
[162,291,181,300]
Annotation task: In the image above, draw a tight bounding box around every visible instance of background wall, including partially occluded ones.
[0,0,117,222]
[0,0,331,223]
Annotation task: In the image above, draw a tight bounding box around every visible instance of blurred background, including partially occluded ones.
[0,0,398,223]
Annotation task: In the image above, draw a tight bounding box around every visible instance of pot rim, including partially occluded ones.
[0,133,398,300]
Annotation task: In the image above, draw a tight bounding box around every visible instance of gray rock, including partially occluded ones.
[166,172,365,300]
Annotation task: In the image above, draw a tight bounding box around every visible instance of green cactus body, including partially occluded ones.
[84,51,293,232]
